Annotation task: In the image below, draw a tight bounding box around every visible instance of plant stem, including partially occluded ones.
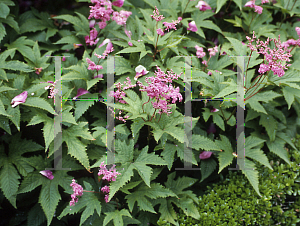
[142,96,150,113]
[225,0,232,12]
[226,107,237,122]
[245,50,253,85]
[181,0,190,18]
[83,190,101,193]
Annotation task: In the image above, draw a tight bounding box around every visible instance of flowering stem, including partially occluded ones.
[245,84,266,101]
[157,112,162,123]
[226,107,237,122]
[246,72,268,97]
[245,50,253,84]
[248,14,255,33]
[290,0,297,11]
[153,35,160,61]
[150,108,157,122]
[225,0,232,12]
[142,97,151,113]
[181,1,190,18]
[83,190,101,193]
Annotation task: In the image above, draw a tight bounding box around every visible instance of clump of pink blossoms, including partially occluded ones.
[137,66,183,116]
[70,179,83,206]
[98,161,121,203]
[246,31,292,77]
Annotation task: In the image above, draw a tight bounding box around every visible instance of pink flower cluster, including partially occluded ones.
[137,66,183,115]
[208,46,218,56]
[150,6,165,22]
[98,161,121,203]
[151,6,181,34]
[70,179,83,206]
[86,0,131,46]
[163,17,182,32]
[246,31,292,77]
[40,80,59,99]
[109,77,137,104]
[244,0,269,14]
[86,39,114,72]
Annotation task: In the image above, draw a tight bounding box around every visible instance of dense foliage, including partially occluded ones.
[0,0,300,225]
[158,135,300,225]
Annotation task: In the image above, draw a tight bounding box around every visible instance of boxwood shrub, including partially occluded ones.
[157,135,300,226]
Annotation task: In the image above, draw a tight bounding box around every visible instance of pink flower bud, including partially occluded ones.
[187,21,198,32]
[199,151,213,159]
[195,1,211,11]
[134,65,149,80]
[11,91,28,108]
[40,170,54,180]
[112,0,124,7]
[128,41,133,46]
[89,20,96,28]
[73,88,89,100]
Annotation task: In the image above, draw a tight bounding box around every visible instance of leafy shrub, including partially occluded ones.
[1,0,300,225]
[157,135,300,225]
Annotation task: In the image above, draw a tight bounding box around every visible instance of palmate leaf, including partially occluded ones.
[109,140,167,202]
[151,172,199,225]
[216,135,234,173]
[59,181,102,226]
[38,170,73,226]
[266,138,291,166]
[125,183,177,213]
[62,122,95,169]
[241,159,262,197]
[259,114,277,142]
[0,161,20,208]
[22,97,57,115]
[103,209,133,226]
[0,134,44,208]
[200,158,217,182]
[245,136,272,170]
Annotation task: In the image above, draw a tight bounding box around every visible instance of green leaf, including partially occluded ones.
[103,209,132,226]
[38,176,63,226]
[241,159,261,197]
[282,86,300,110]
[266,139,291,166]
[0,98,12,117]
[75,99,96,121]
[216,0,228,14]
[4,36,35,60]
[3,60,34,72]
[27,203,46,226]
[0,23,6,43]
[22,97,56,115]
[110,140,167,202]
[20,18,48,33]
[78,181,102,226]
[125,183,177,213]
[0,3,9,19]
[200,158,217,182]
[192,134,220,151]
[0,15,19,33]
[18,172,43,194]
[0,162,20,208]
[259,114,277,142]
[62,122,94,169]
[7,105,20,131]
[216,135,234,173]
[54,35,81,45]
[233,0,242,10]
